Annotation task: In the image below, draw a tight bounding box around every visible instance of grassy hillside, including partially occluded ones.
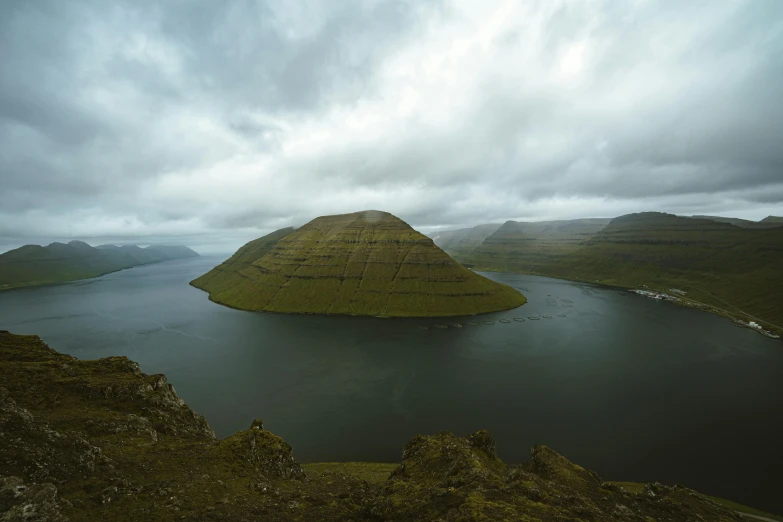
[761,215,783,224]
[0,331,753,521]
[190,227,294,292]
[191,210,525,317]
[0,240,198,290]
[466,218,611,272]
[471,212,783,333]
[609,483,783,521]
[431,223,501,262]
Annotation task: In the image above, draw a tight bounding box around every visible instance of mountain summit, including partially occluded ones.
[192,210,525,316]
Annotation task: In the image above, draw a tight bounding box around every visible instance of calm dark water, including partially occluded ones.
[1,256,782,514]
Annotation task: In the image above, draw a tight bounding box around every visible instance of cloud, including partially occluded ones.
[1,0,782,253]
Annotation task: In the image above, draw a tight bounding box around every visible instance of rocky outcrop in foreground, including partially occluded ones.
[0,331,743,521]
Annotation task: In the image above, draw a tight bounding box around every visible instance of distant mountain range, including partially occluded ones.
[464,218,613,270]
[437,213,783,333]
[0,240,199,290]
[689,215,783,229]
[191,210,524,317]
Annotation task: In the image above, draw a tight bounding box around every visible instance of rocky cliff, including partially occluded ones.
[0,331,753,521]
[191,210,525,317]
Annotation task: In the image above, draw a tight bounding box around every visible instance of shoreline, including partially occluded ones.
[472,268,782,340]
[0,256,200,293]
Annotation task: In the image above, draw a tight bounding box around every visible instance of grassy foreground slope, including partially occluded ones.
[430,223,501,262]
[0,241,199,290]
[191,210,524,317]
[471,212,783,333]
[466,218,611,271]
[0,331,754,521]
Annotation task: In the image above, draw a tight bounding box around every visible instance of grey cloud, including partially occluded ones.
[0,0,781,254]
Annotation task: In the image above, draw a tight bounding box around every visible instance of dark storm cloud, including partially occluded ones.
[0,0,781,253]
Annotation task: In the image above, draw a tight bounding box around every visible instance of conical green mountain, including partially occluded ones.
[191,210,525,316]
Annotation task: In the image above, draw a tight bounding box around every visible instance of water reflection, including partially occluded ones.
[0,257,781,513]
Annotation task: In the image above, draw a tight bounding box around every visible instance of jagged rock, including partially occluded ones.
[0,476,68,521]
[217,427,306,481]
[466,429,497,459]
[523,444,603,492]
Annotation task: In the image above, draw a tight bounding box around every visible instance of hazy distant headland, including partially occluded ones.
[0,240,199,291]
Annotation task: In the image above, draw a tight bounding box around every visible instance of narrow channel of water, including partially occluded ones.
[1,257,781,513]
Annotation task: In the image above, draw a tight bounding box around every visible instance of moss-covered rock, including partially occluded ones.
[0,476,68,522]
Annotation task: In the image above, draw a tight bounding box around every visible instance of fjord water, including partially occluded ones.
[1,257,781,514]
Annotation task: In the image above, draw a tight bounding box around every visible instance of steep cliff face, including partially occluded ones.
[0,331,748,521]
[191,210,525,317]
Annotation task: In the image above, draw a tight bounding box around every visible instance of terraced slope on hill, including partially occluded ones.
[430,223,501,262]
[466,218,611,272]
[190,227,294,296]
[562,213,783,330]
[0,330,761,521]
[0,241,198,290]
[471,212,783,333]
[191,210,524,317]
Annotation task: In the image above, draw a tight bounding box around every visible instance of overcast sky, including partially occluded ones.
[1,0,782,254]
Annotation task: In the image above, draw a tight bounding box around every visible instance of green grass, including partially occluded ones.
[303,462,397,484]
[191,210,526,317]
[610,483,783,521]
[467,213,783,334]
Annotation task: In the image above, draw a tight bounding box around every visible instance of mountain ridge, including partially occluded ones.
[465,217,612,272]
[0,241,199,291]
[430,223,502,262]
[468,212,783,333]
